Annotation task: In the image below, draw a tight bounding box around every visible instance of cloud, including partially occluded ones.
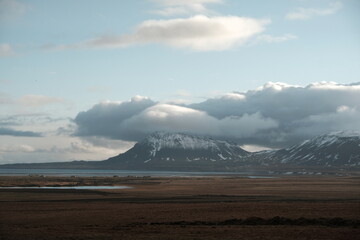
[286,1,342,20]
[74,96,156,139]
[0,0,29,21]
[0,127,42,137]
[117,104,220,139]
[0,114,65,129]
[17,95,64,107]
[255,34,297,43]
[79,136,135,151]
[0,135,135,164]
[0,43,14,57]
[0,113,67,141]
[76,102,277,142]
[0,144,35,153]
[150,0,223,16]
[0,94,65,107]
[0,92,12,104]
[291,105,360,138]
[41,138,133,156]
[191,82,360,146]
[74,82,360,148]
[0,79,11,84]
[55,15,269,52]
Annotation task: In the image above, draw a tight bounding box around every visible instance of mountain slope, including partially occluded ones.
[99,132,249,171]
[1,131,359,171]
[260,131,360,167]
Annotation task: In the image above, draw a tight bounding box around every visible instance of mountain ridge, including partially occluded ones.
[259,131,360,167]
[0,131,359,171]
[100,131,249,171]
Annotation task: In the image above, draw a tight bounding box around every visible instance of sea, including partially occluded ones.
[0,168,275,178]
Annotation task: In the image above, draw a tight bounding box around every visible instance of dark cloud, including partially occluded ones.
[74,96,156,140]
[0,127,42,137]
[73,82,360,148]
[190,82,360,146]
[0,114,66,129]
[0,113,64,140]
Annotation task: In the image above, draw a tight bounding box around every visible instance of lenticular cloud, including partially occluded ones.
[74,15,269,51]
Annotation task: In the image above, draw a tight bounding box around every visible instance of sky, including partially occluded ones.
[0,0,359,164]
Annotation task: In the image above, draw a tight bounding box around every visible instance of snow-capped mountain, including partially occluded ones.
[138,132,248,159]
[1,131,359,171]
[101,132,249,170]
[261,131,360,167]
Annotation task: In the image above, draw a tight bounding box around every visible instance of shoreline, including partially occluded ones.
[0,167,358,178]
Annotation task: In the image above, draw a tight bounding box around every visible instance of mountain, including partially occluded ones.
[98,132,250,171]
[258,131,360,167]
[1,131,359,171]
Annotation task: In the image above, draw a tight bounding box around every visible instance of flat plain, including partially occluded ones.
[0,175,359,240]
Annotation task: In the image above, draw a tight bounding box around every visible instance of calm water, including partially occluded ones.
[0,168,274,178]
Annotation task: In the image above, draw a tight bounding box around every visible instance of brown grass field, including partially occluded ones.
[0,175,359,240]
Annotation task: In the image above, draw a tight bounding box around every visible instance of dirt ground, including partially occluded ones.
[0,176,359,240]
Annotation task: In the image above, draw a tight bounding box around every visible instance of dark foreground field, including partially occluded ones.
[0,175,359,240]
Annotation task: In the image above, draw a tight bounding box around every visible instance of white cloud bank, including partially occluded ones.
[118,104,277,139]
[75,100,277,143]
[286,1,342,20]
[74,82,360,148]
[57,15,269,52]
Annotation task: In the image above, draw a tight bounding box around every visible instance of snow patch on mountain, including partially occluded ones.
[141,131,242,157]
[262,131,360,166]
[144,132,231,150]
